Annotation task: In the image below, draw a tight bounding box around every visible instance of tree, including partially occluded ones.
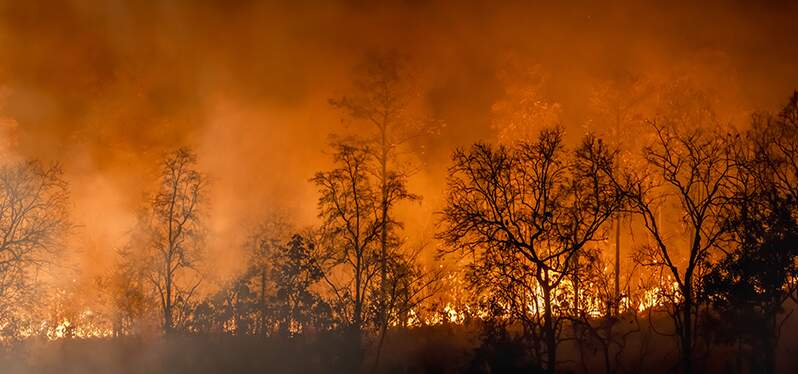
[439,127,627,373]
[141,147,206,334]
[184,262,263,336]
[244,215,293,335]
[187,231,332,337]
[312,142,382,345]
[626,121,736,373]
[703,92,798,373]
[0,161,69,339]
[101,246,152,336]
[704,186,797,374]
[749,91,798,206]
[270,234,331,336]
[330,52,435,368]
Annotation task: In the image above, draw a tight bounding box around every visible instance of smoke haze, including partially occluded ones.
[0,0,796,285]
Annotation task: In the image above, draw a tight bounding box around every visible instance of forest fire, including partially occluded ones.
[0,1,797,373]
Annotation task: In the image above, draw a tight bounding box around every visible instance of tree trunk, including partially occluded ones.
[542,285,557,374]
[763,312,777,374]
[374,121,391,373]
[614,214,621,316]
[165,274,173,334]
[614,106,622,318]
[354,253,363,335]
[681,289,693,374]
[573,252,580,316]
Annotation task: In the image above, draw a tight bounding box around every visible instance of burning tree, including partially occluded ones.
[439,127,627,373]
[0,162,69,339]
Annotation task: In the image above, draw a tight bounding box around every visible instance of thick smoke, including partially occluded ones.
[0,0,795,287]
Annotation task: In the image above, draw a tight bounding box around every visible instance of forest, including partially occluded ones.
[0,1,797,373]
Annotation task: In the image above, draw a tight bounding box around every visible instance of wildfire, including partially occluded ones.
[397,263,681,329]
[44,310,114,340]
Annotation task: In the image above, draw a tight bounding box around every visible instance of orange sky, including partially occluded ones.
[0,0,796,285]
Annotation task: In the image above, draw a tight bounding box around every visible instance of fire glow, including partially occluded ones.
[0,2,796,374]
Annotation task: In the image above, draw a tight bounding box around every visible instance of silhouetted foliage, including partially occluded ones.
[270,234,332,336]
[465,320,543,374]
[703,92,798,374]
[439,127,629,373]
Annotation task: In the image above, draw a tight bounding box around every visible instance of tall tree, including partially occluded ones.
[626,121,736,373]
[143,147,206,334]
[330,52,434,369]
[312,142,382,343]
[439,128,627,373]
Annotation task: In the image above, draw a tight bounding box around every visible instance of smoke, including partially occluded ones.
[0,0,795,287]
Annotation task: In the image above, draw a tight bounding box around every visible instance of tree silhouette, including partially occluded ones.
[439,127,627,373]
[243,215,293,335]
[703,92,798,373]
[270,234,331,336]
[0,162,69,340]
[102,245,151,336]
[141,147,206,334]
[312,142,383,359]
[330,52,438,370]
[625,121,736,373]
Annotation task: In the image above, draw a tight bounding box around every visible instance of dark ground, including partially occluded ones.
[3,313,798,374]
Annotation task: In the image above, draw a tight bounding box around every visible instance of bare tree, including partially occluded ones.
[140,147,206,334]
[626,121,736,373]
[0,161,69,339]
[439,127,627,373]
[312,142,382,342]
[330,52,436,368]
[749,91,798,211]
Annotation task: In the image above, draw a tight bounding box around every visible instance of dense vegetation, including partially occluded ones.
[1,54,797,374]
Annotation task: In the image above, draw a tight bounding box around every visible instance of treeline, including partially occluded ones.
[437,91,798,374]
[0,54,796,374]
